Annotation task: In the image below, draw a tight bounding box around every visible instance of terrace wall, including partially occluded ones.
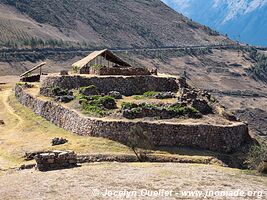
[15,85,251,153]
[40,75,180,96]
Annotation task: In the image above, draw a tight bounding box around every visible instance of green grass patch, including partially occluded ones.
[80,95,117,117]
[143,91,160,98]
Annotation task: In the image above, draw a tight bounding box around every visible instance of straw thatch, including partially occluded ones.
[72,49,131,69]
[20,62,46,77]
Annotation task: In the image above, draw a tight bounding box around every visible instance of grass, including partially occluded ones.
[80,95,116,116]
[0,88,132,168]
[143,91,160,98]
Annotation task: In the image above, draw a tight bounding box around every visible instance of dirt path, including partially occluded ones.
[1,89,23,129]
[0,163,266,200]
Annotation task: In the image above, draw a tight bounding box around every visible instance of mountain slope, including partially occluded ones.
[163,0,267,46]
[0,0,229,48]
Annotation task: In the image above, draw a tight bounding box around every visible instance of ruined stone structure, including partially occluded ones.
[40,75,180,96]
[34,150,77,171]
[72,49,153,76]
[16,85,251,153]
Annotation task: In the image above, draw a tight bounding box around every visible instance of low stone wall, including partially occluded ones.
[35,150,77,171]
[15,86,251,153]
[90,66,151,76]
[40,75,179,96]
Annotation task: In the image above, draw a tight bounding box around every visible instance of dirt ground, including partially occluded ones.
[0,163,266,200]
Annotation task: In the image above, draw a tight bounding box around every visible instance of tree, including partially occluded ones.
[127,125,153,161]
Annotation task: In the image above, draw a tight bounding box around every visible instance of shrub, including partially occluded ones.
[121,102,139,110]
[72,66,80,74]
[79,85,99,96]
[245,141,267,171]
[126,125,153,161]
[167,104,199,115]
[51,87,68,96]
[80,95,117,116]
[98,96,117,109]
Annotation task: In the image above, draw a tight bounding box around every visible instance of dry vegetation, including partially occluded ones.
[0,0,229,48]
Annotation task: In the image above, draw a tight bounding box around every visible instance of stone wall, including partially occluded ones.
[15,86,251,153]
[40,75,179,96]
[89,66,151,76]
[34,150,77,171]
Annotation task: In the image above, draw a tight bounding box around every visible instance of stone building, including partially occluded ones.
[72,49,152,76]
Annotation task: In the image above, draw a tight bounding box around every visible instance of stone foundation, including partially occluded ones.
[15,86,251,153]
[40,75,179,96]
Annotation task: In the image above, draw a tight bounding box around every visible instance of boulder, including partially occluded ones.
[55,95,74,103]
[52,137,68,146]
[222,111,239,121]
[60,70,69,76]
[108,91,122,99]
[192,98,213,115]
[0,120,4,125]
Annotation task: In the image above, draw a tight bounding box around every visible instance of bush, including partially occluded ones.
[245,141,267,171]
[51,87,68,96]
[121,102,139,110]
[121,102,201,119]
[79,85,99,96]
[80,95,117,116]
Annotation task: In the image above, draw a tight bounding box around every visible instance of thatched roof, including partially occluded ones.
[20,62,46,77]
[72,49,131,69]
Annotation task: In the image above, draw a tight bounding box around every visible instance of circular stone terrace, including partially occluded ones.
[15,74,251,153]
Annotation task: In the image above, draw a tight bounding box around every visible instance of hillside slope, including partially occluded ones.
[164,0,267,46]
[0,0,229,48]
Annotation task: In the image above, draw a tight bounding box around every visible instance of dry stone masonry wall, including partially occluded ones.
[34,150,77,171]
[40,75,180,96]
[15,85,251,153]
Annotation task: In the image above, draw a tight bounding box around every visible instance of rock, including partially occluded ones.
[122,108,143,119]
[52,137,68,146]
[108,91,122,99]
[257,160,267,174]
[192,98,213,115]
[55,95,74,103]
[19,164,36,170]
[79,85,99,96]
[155,92,176,99]
[0,120,4,125]
[222,111,239,122]
[60,70,69,76]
